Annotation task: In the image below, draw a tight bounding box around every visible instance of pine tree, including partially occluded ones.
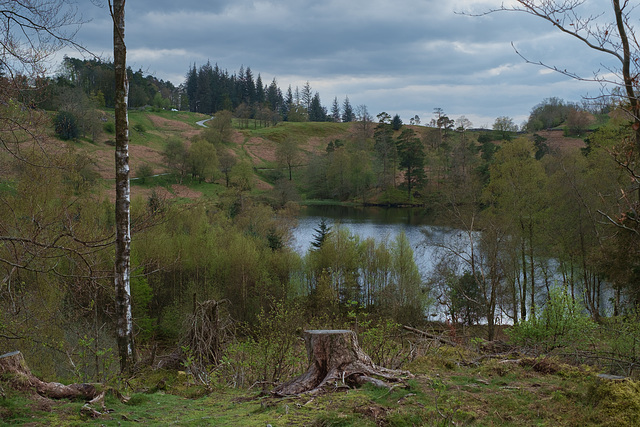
[255,73,265,104]
[309,92,326,121]
[392,114,403,130]
[185,63,198,112]
[301,81,313,111]
[267,78,282,112]
[331,97,341,122]
[311,219,332,249]
[397,128,426,200]
[243,66,256,104]
[342,96,354,122]
[284,85,294,121]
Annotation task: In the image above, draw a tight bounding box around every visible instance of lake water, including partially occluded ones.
[290,205,463,280]
[290,205,614,321]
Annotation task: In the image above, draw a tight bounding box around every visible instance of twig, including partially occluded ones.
[402,325,458,347]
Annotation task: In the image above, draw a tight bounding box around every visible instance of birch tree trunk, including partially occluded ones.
[111,0,134,373]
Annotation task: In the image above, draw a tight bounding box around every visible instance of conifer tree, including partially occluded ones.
[331,97,341,122]
[342,96,354,122]
[311,219,332,249]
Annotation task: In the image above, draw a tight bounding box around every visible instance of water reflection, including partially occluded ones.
[290,205,455,279]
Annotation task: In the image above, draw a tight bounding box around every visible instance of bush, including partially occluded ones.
[215,300,306,388]
[133,123,146,133]
[508,286,596,351]
[53,111,79,140]
[136,163,154,184]
[103,121,115,134]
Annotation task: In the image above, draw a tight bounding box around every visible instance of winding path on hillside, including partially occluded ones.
[196,116,214,127]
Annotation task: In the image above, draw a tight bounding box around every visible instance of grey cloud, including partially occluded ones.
[67,0,619,124]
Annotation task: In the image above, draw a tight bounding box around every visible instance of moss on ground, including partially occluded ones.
[4,346,638,426]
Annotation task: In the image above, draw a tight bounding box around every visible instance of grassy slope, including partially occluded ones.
[82,110,353,202]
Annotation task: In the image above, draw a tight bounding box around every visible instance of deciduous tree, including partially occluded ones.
[276,137,301,181]
[110,0,135,373]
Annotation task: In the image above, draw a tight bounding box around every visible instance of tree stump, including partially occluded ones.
[273,330,412,396]
[0,351,98,400]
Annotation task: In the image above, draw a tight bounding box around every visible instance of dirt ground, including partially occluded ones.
[536,129,586,152]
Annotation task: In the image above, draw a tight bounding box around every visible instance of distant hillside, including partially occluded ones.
[66,109,592,205]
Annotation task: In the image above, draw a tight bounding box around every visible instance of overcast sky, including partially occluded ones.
[60,0,620,127]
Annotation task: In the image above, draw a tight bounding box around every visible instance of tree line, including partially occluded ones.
[49,56,181,110]
[184,61,368,124]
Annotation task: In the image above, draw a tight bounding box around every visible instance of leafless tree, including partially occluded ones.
[0,0,89,164]
[468,1,640,144]
[0,0,86,77]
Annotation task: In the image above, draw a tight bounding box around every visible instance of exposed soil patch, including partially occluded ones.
[231,130,245,145]
[146,114,203,140]
[245,136,277,164]
[147,115,194,132]
[170,184,203,199]
[92,144,166,180]
[254,178,274,191]
[104,183,203,203]
[306,136,329,154]
[536,130,586,153]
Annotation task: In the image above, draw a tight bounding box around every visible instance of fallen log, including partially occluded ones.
[272,329,412,396]
[0,351,99,400]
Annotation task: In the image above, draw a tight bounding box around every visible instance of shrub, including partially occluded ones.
[136,163,154,184]
[133,123,146,133]
[103,121,115,134]
[53,111,79,140]
[215,300,306,388]
[508,286,596,351]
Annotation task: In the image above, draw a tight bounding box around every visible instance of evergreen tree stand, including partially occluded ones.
[273,330,412,396]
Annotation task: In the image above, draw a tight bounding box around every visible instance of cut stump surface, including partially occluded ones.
[273,329,412,396]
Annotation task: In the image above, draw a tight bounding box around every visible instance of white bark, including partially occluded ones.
[111,0,134,372]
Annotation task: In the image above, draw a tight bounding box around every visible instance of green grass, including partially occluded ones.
[248,121,350,142]
[4,349,631,426]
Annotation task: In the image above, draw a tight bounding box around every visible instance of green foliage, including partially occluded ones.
[136,163,154,184]
[131,274,156,343]
[310,218,332,249]
[492,116,518,139]
[304,227,426,325]
[103,120,115,133]
[53,110,78,140]
[508,286,596,350]
[188,139,219,182]
[392,114,403,130]
[163,136,188,180]
[445,271,484,326]
[526,97,573,131]
[357,317,404,367]
[533,133,549,159]
[157,301,184,341]
[230,159,254,190]
[598,313,640,376]
[397,128,426,200]
[217,300,306,388]
[133,122,146,134]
